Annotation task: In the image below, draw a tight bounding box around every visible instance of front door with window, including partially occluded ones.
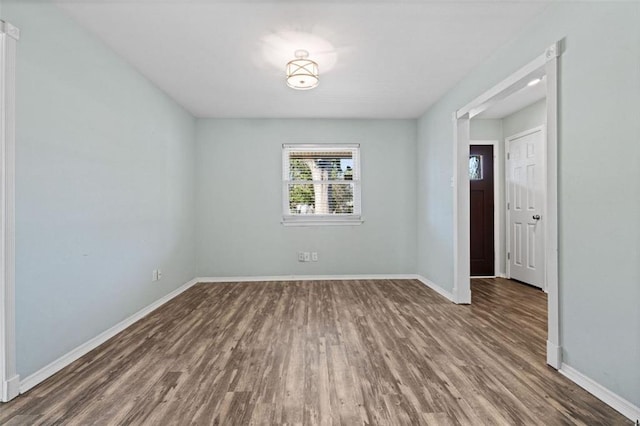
[470,145,495,276]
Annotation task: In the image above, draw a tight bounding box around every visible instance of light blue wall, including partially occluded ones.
[417,2,640,406]
[196,119,417,277]
[470,119,502,141]
[502,99,546,139]
[2,1,197,378]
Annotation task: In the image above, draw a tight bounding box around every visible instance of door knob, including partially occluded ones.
[533,214,541,220]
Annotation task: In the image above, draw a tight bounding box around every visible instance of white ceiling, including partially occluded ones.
[476,77,547,119]
[54,0,551,119]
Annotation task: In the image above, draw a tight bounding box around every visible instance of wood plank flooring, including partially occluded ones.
[0,278,630,425]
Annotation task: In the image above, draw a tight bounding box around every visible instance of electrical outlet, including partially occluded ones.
[303,252,311,262]
[311,252,318,262]
[298,252,305,262]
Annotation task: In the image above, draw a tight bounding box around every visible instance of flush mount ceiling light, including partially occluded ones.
[286,49,319,90]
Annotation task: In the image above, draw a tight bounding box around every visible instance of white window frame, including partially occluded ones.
[282,143,362,226]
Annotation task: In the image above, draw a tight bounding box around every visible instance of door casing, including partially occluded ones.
[0,20,20,402]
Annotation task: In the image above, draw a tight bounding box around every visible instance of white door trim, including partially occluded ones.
[469,140,501,278]
[453,42,561,369]
[0,20,20,402]
[504,125,546,290]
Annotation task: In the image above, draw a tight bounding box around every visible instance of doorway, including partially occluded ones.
[453,42,561,369]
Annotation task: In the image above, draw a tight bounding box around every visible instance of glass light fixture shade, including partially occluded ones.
[286,51,319,90]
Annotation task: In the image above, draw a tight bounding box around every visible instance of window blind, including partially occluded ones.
[282,145,361,222]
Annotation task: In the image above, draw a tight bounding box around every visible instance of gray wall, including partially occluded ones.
[417,2,640,406]
[470,119,502,141]
[502,99,546,140]
[3,1,197,378]
[196,119,417,277]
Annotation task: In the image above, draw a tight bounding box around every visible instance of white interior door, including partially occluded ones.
[506,127,545,289]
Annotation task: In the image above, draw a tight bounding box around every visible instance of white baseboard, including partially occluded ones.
[197,274,417,283]
[546,340,562,369]
[198,275,457,305]
[19,278,199,394]
[18,275,422,394]
[414,275,456,303]
[15,275,639,424]
[198,273,460,304]
[1,374,20,402]
[196,274,460,303]
[199,274,460,306]
[559,363,640,422]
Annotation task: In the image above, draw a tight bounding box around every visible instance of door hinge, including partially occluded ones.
[507,252,511,260]
[507,152,510,160]
[507,202,510,210]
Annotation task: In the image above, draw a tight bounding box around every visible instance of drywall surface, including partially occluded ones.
[196,119,417,277]
[3,1,197,378]
[417,2,639,407]
[470,119,503,142]
[502,98,546,139]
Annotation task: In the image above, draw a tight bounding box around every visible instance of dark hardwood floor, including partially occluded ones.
[0,278,630,425]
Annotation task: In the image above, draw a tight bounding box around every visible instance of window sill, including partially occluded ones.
[282,216,364,227]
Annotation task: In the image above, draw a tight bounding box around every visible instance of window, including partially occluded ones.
[282,144,362,226]
[469,155,483,180]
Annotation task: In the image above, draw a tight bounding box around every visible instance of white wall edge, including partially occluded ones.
[19,278,199,394]
[197,274,417,283]
[414,275,456,303]
[546,340,561,369]
[0,21,20,403]
[559,363,640,422]
[2,374,19,401]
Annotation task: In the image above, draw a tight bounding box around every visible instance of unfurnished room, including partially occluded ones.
[0,0,638,424]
